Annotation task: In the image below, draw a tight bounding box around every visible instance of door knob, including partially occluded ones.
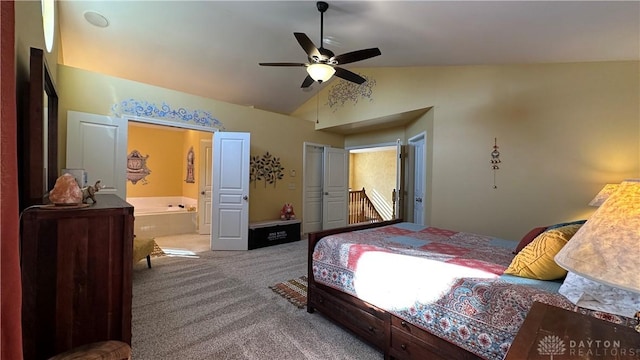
[415,197,422,203]
[200,191,205,195]
[243,195,248,201]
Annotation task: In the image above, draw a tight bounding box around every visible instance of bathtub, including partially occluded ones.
[127,197,198,238]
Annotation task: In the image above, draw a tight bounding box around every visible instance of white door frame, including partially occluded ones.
[345,141,403,220]
[125,115,219,133]
[198,138,213,234]
[125,115,218,202]
[408,132,426,225]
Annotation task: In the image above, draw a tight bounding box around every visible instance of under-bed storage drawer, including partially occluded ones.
[310,285,387,350]
[390,317,479,360]
[390,326,447,360]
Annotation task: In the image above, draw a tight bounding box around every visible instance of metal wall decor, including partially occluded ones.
[112,98,225,130]
[127,150,151,185]
[250,152,284,188]
[185,146,195,183]
[326,75,376,112]
[491,138,501,189]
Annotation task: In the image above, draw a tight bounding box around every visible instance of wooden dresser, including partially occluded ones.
[505,301,640,360]
[20,194,134,360]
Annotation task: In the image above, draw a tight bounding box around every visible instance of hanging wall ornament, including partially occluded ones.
[250,152,284,188]
[185,146,195,183]
[127,150,151,185]
[491,138,501,189]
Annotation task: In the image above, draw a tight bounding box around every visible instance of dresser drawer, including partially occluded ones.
[311,286,386,349]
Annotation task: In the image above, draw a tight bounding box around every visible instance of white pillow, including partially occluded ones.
[558,272,640,318]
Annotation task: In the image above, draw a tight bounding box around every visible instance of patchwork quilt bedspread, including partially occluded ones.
[311,222,633,360]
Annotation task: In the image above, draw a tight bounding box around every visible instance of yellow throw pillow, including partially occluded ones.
[504,224,582,280]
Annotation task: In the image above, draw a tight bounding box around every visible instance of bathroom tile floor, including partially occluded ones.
[152,232,309,254]
[153,233,211,253]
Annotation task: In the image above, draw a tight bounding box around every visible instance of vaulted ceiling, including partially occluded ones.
[58,1,640,115]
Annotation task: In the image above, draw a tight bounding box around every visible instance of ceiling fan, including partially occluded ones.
[259,1,381,88]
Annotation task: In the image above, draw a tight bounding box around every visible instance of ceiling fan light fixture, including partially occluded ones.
[307,63,335,83]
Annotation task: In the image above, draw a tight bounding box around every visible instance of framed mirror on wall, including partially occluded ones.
[19,47,58,210]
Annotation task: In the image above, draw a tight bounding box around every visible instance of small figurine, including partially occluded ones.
[280,203,296,220]
[82,180,102,203]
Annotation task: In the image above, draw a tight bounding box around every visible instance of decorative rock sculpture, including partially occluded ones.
[49,173,83,204]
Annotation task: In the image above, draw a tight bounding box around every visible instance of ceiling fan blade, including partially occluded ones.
[334,67,366,85]
[294,32,321,59]
[301,75,315,88]
[331,48,381,65]
[259,62,307,67]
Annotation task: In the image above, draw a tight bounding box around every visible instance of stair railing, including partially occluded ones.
[348,187,384,224]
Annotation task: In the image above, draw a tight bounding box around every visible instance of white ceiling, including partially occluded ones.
[58,1,640,116]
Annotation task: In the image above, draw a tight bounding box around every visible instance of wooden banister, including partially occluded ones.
[348,187,384,224]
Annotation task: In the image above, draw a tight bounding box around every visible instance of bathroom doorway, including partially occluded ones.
[127,122,212,252]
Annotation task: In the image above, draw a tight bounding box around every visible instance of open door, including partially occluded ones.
[322,147,349,230]
[198,138,213,234]
[66,111,127,199]
[211,132,250,250]
[303,143,324,234]
[395,141,407,220]
[409,133,426,225]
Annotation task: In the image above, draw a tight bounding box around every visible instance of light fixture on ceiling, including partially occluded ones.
[84,11,109,28]
[306,63,335,83]
[41,0,55,52]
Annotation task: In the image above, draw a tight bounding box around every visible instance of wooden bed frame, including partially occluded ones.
[306,220,482,360]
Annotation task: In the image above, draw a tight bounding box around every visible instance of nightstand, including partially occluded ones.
[505,301,639,359]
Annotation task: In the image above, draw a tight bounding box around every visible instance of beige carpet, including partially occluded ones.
[131,240,381,359]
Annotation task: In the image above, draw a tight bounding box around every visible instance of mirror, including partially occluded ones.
[19,47,58,210]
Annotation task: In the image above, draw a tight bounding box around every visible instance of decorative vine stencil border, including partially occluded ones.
[112,99,225,130]
[326,76,376,112]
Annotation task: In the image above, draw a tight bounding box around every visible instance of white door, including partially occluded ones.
[410,134,425,225]
[211,132,250,250]
[303,144,324,234]
[198,138,213,234]
[322,147,349,230]
[395,142,406,220]
[66,111,127,199]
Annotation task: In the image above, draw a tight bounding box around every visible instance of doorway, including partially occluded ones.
[408,133,426,225]
[348,145,399,221]
[302,143,349,234]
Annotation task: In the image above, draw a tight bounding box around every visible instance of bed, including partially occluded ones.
[306,220,636,360]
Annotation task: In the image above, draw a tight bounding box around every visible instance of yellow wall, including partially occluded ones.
[16,1,639,240]
[127,124,185,197]
[126,124,209,199]
[350,150,397,219]
[15,1,61,85]
[294,62,640,240]
[56,65,344,223]
[181,130,211,200]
